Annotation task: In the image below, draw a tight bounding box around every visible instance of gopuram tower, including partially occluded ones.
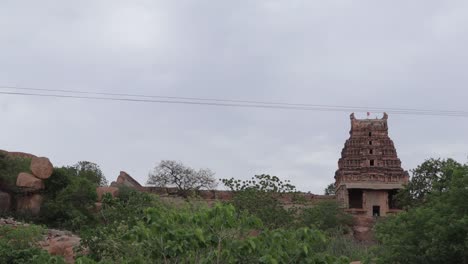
[334,113,409,217]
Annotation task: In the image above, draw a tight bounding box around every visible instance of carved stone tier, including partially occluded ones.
[334,113,409,217]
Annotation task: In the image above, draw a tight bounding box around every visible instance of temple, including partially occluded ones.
[334,113,409,217]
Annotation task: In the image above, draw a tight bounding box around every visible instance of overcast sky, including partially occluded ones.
[1,1,467,193]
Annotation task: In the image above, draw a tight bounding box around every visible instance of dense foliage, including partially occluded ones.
[324,183,335,195]
[0,153,31,192]
[6,156,467,263]
[396,158,464,208]
[0,224,65,264]
[79,192,353,264]
[40,167,98,230]
[221,174,298,228]
[301,200,353,234]
[375,159,468,263]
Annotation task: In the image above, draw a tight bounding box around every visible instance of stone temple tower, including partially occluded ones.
[334,113,409,217]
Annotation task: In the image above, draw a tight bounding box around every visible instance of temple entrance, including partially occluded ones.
[373,206,380,216]
[348,189,363,208]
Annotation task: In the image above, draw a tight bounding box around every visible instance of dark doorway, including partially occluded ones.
[373,206,380,216]
[348,189,363,209]
[388,190,400,209]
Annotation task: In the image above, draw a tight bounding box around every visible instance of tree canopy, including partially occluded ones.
[375,159,468,263]
[147,160,217,197]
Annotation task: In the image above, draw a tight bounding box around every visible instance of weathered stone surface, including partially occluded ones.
[215,191,233,200]
[111,171,143,189]
[0,191,11,213]
[96,187,119,201]
[43,234,81,263]
[0,149,37,159]
[16,194,43,215]
[30,156,54,179]
[16,172,44,190]
[198,190,215,199]
[335,113,409,217]
[0,218,83,264]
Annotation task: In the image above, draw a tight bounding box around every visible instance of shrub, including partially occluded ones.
[0,153,31,192]
[221,174,297,228]
[0,224,65,264]
[300,200,353,234]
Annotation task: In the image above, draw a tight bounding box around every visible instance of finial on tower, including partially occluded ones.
[382,112,388,120]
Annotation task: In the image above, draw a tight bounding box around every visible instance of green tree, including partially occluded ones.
[375,160,468,264]
[40,167,98,230]
[301,200,353,234]
[397,158,464,208]
[72,161,108,187]
[147,160,217,198]
[0,153,31,191]
[324,183,336,195]
[221,174,297,229]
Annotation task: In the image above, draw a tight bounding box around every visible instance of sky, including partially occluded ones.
[1,1,467,193]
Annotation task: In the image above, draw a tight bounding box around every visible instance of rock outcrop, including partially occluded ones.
[110,171,143,190]
[41,229,82,263]
[0,191,11,213]
[16,194,44,215]
[16,172,45,190]
[0,149,37,159]
[96,186,119,201]
[30,157,54,179]
[0,150,55,215]
[0,218,82,264]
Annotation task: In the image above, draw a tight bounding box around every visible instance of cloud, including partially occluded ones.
[0,1,467,194]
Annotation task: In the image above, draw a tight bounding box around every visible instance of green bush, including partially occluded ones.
[375,162,468,264]
[81,202,351,263]
[221,174,297,229]
[301,200,353,234]
[0,224,65,264]
[0,153,31,191]
[40,167,98,231]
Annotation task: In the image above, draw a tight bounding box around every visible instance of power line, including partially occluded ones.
[1,85,467,116]
[1,90,468,117]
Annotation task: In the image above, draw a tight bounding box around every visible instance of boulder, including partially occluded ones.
[96,187,119,201]
[47,236,81,263]
[40,230,82,264]
[0,191,11,213]
[16,194,43,215]
[0,149,37,159]
[16,172,44,190]
[30,157,54,179]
